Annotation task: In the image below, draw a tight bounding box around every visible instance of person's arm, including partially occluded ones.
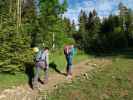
[45,52,49,68]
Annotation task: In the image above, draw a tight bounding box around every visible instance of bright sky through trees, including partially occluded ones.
[61,0,133,24]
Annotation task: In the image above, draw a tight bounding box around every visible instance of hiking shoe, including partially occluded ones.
[66,75,72,80]
[32,82,39,89]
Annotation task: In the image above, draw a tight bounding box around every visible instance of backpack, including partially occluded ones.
[35,50,43,61]
[64,46,71,55]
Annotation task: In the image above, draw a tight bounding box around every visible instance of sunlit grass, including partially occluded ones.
[47,57,133,100]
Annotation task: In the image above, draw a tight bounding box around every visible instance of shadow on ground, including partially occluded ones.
[24,62,34,89]
[49,62,66,76]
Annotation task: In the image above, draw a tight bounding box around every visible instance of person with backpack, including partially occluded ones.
[64,45,75,79]
[33,47,49,88]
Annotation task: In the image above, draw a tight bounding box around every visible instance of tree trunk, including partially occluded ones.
[16,0,22,33]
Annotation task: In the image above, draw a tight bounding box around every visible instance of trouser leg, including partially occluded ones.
[68,65,72,75]
[66,64,69,76]
[66,56,73,76]
[66,56,69,76]
[68,56,72,75]
[33,65,40,88]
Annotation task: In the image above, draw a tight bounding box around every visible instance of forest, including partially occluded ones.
[0,0,133,73]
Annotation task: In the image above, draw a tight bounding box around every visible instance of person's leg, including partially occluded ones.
[40,61,48,84]
[68,56,73,76]
[33,62,40,88]
[66,65,69,76]
[66,56,69,76]
[66,55,73,80]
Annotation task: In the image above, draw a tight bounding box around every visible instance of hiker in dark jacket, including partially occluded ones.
[33,47,49,88]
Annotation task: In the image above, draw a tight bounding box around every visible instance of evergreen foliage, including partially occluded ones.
[0,1,133,73]
[75,3,133,53]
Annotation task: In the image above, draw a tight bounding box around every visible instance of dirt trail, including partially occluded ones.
[0,58,112,100]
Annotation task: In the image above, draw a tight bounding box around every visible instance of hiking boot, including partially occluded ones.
[32,81,39,89]
[66,75,72,80]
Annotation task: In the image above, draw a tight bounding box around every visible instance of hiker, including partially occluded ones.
[64,45,75,79]
[33,47,49,88]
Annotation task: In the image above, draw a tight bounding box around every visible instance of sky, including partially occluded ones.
[60,0,133,24]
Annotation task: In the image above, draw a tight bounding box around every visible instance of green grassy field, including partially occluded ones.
[49,50,89,71]
[47,57,133,100]
[0,51,88,91]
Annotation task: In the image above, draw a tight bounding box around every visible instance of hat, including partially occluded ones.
[33,47,39,52]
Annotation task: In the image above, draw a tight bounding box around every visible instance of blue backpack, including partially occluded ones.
[71,47,77,56]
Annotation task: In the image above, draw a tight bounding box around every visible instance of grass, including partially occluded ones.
[47,57,133,100]
[49,50,89,71]
[0,51,88,91]
[0,73,27,91]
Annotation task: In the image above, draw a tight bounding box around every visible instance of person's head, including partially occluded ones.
[70,44,74,48]
[44,47,49,52]
[68,44,74,49]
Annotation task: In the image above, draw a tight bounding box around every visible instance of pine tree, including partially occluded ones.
[75,10,87,48]
[79,9,101,52]
[38,0,67,48]
[0,0,34,73]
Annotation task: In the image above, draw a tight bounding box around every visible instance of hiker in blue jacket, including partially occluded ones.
[33,47,49,88]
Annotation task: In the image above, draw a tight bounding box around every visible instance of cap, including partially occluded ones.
[33,47,39,52]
